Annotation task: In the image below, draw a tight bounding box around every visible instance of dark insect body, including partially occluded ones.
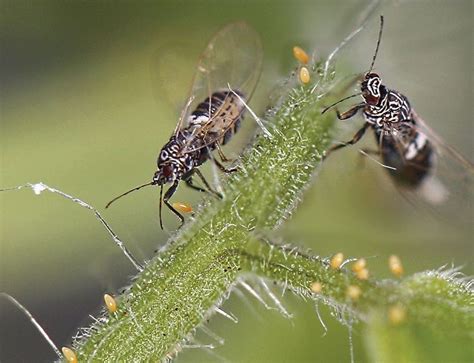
[152,90,246,228]
[156,90,245,185]
[106,23,262,228]
[322,16,472,203]
[340,72,435,188]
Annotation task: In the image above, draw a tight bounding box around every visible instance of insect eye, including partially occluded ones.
[162,165,173,178]
[365,93,379,105]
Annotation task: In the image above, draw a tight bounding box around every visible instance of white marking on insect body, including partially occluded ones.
[189,114,210,126]
[405,133,427,160]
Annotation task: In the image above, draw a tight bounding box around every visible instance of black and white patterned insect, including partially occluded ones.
[322,15,473,203]
[106,22,262,228]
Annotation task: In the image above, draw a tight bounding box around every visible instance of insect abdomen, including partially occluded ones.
[381,133,435,187]
[191,89,245,147]
[221,118,241,145]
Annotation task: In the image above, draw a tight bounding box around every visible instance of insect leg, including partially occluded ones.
[184,176,207,193]
[216,144,234,163]
[359,148,380,155]
[324,122,370,159]
[213,157,238,173]
[357,148,381,169]
[193,169,223,199]
[162,181,185,228]
[209,152,238,173]
[336,103,365,120]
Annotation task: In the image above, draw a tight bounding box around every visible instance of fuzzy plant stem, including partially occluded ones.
[74,71,335,360]
[73,72,473,361]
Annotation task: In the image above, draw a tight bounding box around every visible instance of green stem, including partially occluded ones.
[74,69,336,361]
[242,238,474,335]
[73,70,473,362]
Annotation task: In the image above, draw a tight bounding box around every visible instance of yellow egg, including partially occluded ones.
[172,202,193,213]
[389,255,404,277]
[352,258,367,272]
[310,281,322,293]
[330,252,344,269]
[104,293,117,314]
[388,304,406,325]
[346,285,362,301]
[293,46,309,64]
[299,66,310,84]
[61,347,77,363]
[356,268,369,280]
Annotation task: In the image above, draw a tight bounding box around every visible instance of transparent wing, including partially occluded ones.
[183,90,247,154]
[173,22,263,137]
[388,111,474,205]
[150,40,196,117]
[410,110,474,172]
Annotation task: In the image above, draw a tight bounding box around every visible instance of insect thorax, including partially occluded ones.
[364,89,435,187]
[156,135,195,183]
[364,89,411,128]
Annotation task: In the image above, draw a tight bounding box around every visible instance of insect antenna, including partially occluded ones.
[105,181,155,209]
[159,185,164,230]
[1,293,62,359]
[368,15,384,73]
[321,93,362,114]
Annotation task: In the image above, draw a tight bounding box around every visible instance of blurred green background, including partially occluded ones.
[1,1,472,362]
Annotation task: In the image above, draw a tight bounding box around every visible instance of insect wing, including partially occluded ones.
[410,110,474,172]
[396,110,474,205]
[174,22,263,143]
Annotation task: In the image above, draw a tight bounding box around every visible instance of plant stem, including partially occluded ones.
[74,72,336,361]
[73,73,473,362]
